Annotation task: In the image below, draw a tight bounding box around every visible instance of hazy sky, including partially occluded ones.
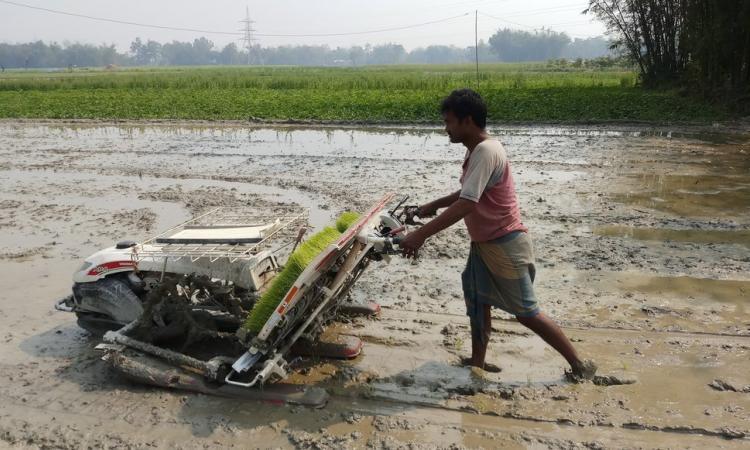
[0,0,607,51]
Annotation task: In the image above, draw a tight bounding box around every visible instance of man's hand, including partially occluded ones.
[415,191,460,219]
[399,229,426,259]
[418,203,438,218]
[401,198,476,260]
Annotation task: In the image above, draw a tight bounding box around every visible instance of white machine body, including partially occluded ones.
[72,243,278,291]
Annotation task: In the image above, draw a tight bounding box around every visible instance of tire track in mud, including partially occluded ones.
[381,307,750,339]
[329,387,749,442]
[334,397,749,447]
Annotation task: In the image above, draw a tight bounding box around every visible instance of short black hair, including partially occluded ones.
[440,88,487,129]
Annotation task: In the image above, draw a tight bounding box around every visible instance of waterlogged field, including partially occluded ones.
[0,64,727,122]
[0,122,748,448]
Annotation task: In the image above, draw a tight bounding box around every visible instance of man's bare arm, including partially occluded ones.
[418,198,475,238]
[400,198,476,258]
[420,190,461,216]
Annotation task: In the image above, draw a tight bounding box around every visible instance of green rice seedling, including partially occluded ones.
[242,225,341,333]
[335,211,360,233]
[242,210,363,334]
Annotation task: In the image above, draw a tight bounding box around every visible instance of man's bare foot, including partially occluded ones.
[565,359,597,382]
[460,357,502,373]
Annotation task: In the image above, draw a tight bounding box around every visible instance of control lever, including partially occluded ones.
[403,205,424,226]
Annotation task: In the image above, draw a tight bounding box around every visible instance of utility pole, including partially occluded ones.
[475,9,480,88]
[239,6,257,65]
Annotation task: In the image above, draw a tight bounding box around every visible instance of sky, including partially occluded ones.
[0,0,607,51]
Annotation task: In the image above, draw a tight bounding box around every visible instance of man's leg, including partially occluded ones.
[516,312,592,376]
[470,304,492,368]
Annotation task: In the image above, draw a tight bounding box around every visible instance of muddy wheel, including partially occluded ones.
[73,277,144,336]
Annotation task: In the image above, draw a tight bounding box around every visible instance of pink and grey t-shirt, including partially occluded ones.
[459,139,527,242]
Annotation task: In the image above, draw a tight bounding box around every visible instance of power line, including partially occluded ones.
[478,11,537,30]
[545,20,596,27]
[256,13,471,37]
[0,0,470,38]
[426,0,508,11]
[478,11,596,39]
[495,4,588,19]
[1,0,599,46]
[0,0,241,36]
[412,0,585,17]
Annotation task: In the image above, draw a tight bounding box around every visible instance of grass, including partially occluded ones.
[0,64,729,122]
[242,211,360,334]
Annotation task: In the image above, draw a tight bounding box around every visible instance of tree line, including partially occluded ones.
[588,0,749,108]
[0,32,612,69]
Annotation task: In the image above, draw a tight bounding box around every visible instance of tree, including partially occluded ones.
[488,28,571,62]
[586,1,684,85]
[468,40,499,63]
[161,41,193,66]
[681,1,750,95]
[561,37,612,59]
[349,46,366,66]
[144,40,162,65]
[368,44,406,65]
[192,37,215,65]
[587,0,750,103]
[407,45,468,64]
[130,38,161,65]
[219,43,240,65]
[130,38,146,65]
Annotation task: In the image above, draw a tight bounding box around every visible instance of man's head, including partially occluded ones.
[440,89,487,144]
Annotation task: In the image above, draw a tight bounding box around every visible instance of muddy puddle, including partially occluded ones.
[606,272,749,311]
[611,173,750,218]
[1,121,749,448]
[594,224,750,248]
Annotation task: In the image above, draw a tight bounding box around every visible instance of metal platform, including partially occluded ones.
[133,206,308,263]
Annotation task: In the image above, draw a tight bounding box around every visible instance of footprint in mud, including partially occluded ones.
[563,360,636,386]
[591,374,637,386]
[457,357,502,373]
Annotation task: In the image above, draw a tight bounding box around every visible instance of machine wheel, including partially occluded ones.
[73,277,144,336]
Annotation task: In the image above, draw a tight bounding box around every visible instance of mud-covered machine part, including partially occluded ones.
[72,276,144,336]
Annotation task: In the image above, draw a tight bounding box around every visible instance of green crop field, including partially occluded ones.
[0,64,727,123]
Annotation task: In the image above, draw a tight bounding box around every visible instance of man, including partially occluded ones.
[400,89,596,381]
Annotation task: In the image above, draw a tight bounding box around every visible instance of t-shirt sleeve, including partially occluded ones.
[460,146,498,203]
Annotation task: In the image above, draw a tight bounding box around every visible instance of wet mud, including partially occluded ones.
[0,121,748,448]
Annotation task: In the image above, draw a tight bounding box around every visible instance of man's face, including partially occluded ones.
[443,110,467,144]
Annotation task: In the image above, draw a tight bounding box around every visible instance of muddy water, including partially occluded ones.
[604,272,749,314]
[612,173,750,218]
[1,121,749,448]
[594,224,750,248]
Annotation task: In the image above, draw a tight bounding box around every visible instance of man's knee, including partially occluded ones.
[515,311,541,327]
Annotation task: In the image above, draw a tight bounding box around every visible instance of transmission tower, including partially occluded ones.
[239,6,258,65]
